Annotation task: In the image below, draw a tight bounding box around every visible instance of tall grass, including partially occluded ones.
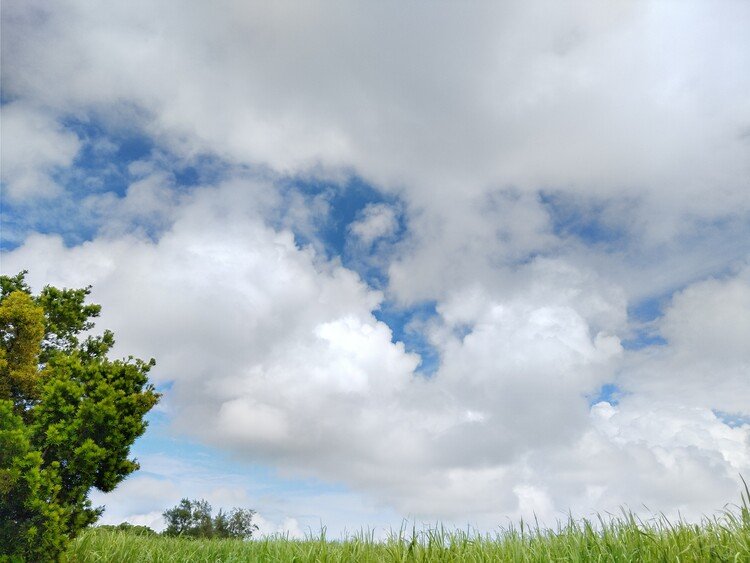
[66,484,750,562]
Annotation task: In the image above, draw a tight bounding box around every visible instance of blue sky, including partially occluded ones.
[2,0,749,535]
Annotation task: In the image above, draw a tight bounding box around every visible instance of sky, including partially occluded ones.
[1,0,749,537]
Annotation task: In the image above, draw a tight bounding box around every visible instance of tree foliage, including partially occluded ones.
[163,499,259,540]
[0,272,160,561]
[96,522,157,536]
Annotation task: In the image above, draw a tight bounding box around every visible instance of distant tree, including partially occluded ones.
[213,508,231,538]
[162,499,259,539]
[226,507,259,539]
[0,272,160,561]
[163,498,213,538]
[162,498,195,537]
[97,522,157,536]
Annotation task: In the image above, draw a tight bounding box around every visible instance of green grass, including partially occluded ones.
[66,489,750,562]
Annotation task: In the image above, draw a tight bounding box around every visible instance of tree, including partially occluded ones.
[225,506,259,539]
[0,272,160,561]
[96,522,157,536]
[163,498,213,538]
[162,499,259,539]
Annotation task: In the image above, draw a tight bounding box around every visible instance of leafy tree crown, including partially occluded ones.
[163,498,259,539]
[0,271,160,561]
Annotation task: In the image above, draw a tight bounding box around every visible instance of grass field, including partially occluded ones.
[66,489,750,563]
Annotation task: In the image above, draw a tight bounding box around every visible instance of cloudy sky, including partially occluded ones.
[2,0,749,536]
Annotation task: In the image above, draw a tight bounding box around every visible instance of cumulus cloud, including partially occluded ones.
[0,102,80,199]
[621,265,750,415]
[5,176,748,526]
[349,203,398,245]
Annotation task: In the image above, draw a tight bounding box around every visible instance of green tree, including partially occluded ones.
[96,522,157,536]
[162,499,258,539]
[0,289,45,413]
[0,272,160,561]
[225,507,259,539]
[163,498,214,538]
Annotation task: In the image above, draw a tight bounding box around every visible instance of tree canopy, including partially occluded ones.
[163,498,259,540]
[0,272,160,561]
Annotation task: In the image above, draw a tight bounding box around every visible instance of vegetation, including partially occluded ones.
[162,498,259,539]
[0,272,160,562]
[67,487,750,562]
[95,523,158,536]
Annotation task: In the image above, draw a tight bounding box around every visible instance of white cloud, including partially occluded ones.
[390,190,560,304]
[0,101,80,199]
[254,516,304,539]
[349,203,398,245]
[660,269,750,367]
[5,176,747,526]
[621,264,750,415]
[2,0,747,303]
[3,2,748,216]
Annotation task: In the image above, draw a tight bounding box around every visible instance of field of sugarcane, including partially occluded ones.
[66,487,750,562]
